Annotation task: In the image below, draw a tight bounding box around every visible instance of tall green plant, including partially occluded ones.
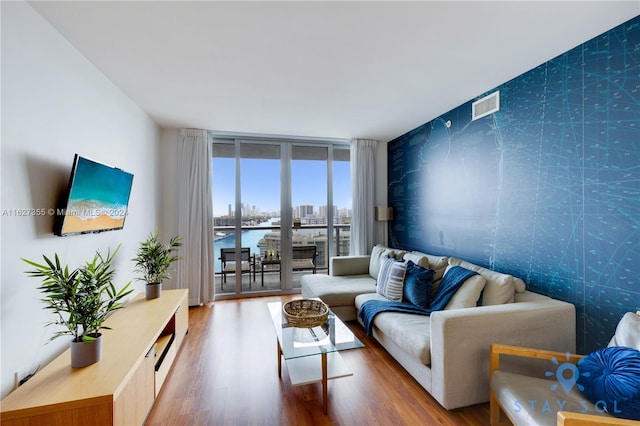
[22,245,133,342]
[132,230,183,284]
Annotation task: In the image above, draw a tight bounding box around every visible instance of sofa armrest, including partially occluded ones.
[557,411,638,426]
[329,255,370,276]
[429,299,576,410]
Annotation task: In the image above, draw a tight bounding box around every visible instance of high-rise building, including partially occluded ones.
[298,204,314,218]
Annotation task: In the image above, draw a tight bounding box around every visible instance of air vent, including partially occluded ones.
[472,91,500,121]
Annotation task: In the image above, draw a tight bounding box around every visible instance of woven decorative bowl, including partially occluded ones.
[283,299,329,327]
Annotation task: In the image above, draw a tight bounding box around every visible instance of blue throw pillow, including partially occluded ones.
[402,260,434,308]
[577,346,640,420]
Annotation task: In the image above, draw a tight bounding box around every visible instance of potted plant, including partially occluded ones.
[132,230,183,299]
[22,245,133,368]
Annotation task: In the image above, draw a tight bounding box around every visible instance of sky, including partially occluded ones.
[211,157,351,216]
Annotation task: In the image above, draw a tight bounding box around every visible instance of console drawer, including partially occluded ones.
[154,334,176,396]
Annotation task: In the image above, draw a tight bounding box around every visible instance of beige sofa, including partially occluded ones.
[301,245,576,410]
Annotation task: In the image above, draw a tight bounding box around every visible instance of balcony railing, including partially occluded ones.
[212,223,350,294]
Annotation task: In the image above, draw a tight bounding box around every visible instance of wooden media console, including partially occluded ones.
[1,289,189,426]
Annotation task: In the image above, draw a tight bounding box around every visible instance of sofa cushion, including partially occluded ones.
[403,261,434,308]
[369,245,404,279]
[376,256,406,302]
[514,277,526,293]
[448,258,515,305]
[427,265,480,312]
[300,274,376,307]
[402,252,430,269]
[404,251,448,281]
[355,293,432,365]
[330,255,370,276]
[443,265,487,310]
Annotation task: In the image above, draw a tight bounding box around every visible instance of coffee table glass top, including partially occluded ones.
[268,302,364,360]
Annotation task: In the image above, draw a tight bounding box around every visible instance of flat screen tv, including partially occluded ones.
[54,154,134,236]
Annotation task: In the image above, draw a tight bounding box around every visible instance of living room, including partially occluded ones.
[2,1,639,425]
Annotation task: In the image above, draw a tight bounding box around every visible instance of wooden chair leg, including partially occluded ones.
[490,390,510,426]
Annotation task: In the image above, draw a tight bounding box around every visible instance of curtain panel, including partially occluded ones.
[176,129,215,305]
[350,139,377,255]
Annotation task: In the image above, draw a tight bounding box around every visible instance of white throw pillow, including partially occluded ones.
[369,245,395,279]
[448,258,515,305]
[402,252,430,269]
[405,251,448,280]
[376,256,406,302]
[392,249,407,260]
[608,312,640,350]
[443,265,487,310]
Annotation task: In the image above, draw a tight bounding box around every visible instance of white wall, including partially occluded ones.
[1,1,160,398]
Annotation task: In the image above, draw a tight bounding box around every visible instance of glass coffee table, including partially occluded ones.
[267,301,364,414]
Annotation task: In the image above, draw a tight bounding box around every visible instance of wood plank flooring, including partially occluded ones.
[145,296,490,426]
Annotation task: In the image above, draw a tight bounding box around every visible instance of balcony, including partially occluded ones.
[213,223,350,295]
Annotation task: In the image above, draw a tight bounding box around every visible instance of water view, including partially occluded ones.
[213,218,278,272]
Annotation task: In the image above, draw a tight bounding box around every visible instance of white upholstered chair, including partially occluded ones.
[490,311,640,426]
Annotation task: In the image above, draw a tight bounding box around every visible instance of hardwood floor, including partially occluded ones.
[146,296,490,426]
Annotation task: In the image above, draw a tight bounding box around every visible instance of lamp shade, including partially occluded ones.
[375,206,393,221]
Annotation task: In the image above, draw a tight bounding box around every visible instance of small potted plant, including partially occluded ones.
[22,245,133,368]
[132,230,183,299]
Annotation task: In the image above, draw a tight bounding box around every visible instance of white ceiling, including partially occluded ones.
[28,1,639,142]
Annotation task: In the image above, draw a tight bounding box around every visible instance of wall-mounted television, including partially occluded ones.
[54,154,134,236]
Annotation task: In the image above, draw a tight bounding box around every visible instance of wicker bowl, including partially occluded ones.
[283,299,329,328]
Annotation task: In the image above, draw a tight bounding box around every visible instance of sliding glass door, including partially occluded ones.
[212,136,350,298]
[333,146,352,259]
[240,143,281,292]
[290,145,327,289]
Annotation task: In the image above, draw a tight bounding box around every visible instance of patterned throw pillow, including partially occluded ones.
[376,256,406,302]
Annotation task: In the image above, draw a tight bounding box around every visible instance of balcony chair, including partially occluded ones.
[219,247,256,289]
[490,311,640,426]
[291,245,317,274]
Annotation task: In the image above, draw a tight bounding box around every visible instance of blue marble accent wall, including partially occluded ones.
[387,16,640,353]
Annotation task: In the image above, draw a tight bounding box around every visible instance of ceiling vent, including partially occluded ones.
[472,91,500,121]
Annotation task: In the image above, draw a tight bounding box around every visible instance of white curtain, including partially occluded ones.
[176,129,214,305]
[350,139,377,255]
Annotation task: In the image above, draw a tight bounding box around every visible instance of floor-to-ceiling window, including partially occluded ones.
[212,135,351,298]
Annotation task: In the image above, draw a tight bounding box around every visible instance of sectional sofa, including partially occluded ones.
[301,245,576,410]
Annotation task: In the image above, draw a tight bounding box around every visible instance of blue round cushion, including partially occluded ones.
[577,346,640,420]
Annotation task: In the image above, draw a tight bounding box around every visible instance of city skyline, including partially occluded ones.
[212,156,351,216]
[217,202,352,220]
